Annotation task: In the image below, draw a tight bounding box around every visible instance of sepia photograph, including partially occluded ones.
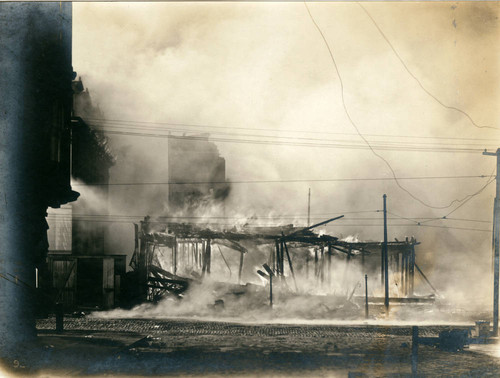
[1,1,500,376]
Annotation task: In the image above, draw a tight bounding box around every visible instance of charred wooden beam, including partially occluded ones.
[275,240,281,276]
[216,245,232,278]
[409,244,415,296]
[282,241,286,277]
[195,242,198,266]
[314,248,319,279]
[206,238,211,275]
[173,237,177,275]
[238,251,244,284]
[329,245,350,255]
[328,243,332,286]
[213,239,247,254]
[282,239,298,291]
[320,246,325,285]
[284,215,345,238]
[149,263,194,282]
[415,263,438,294]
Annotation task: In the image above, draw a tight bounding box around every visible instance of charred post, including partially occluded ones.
[328,243,332,286]
[206,238,211,275]
[283,240,298,292]
[238,252,244,284]
[409,243,415,297]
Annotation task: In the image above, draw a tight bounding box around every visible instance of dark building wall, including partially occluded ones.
[70,80,114,256]
[0,2,74,358]
[46,81,114,256]
[168,136,229,214]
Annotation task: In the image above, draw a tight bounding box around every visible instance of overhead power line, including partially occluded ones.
[47,211,491,226]
[70,174,494,187]
[45,216,491,232]
[357,2,499,131]
[47,210,382,220]
[304,2,497,210]
[87,117,498,143]
[88,120,497,148]
[387,173,496,225]
[95,129,487,154]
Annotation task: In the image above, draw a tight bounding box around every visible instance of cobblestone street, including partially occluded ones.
[5,317,492,376]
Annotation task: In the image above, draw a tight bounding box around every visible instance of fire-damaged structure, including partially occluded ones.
[45,79,126,311]
[168,136,229,213]
[125,215,430,310]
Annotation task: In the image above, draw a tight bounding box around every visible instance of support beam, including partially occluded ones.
[280,241,285,278]
[415,263,437,294]
[238,252,244,284]
[275,240,281,276]
[173,237,177,275]
[320,246,325,285]
[405,248,410,296]
[330,245,351,255]
[282,240,298,292]
[400,252,404,294]
[409,244,415,296]
[285,215,344,238]
[327,244,332,287]
[272,245,276,272]
[201,241,205,269]
[314,248,319,280]
[195,242,198,266]
[217,245,232,278]
[201,241,207,277]
[206,238,211,274]
[402,250,406,296]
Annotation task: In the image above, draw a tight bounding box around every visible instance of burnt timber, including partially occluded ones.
[127,216,425,305]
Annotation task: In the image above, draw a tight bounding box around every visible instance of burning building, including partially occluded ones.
[45,80,126,311]
[168,135,229,214]
[122,216,433,317]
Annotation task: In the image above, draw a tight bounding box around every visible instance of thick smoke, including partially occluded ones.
[74,2,500,319]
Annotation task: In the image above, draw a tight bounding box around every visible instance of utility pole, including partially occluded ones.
[365,274,369,319]
[483,148,500,336]
[263,264,274,309]
[383,194,389,311]
[307,188,311,226]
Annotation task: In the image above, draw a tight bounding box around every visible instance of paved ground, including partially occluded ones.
[2,317,500,376]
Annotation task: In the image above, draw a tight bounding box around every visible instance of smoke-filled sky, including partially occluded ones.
[72,2,500,303]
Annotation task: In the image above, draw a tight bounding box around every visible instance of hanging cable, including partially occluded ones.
[304,1,495,209]
[357,2,499,131]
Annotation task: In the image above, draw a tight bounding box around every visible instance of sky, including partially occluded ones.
[71,2,500,304]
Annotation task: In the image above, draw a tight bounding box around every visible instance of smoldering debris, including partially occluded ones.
[90,217,449,322]
[95,279,363,321]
